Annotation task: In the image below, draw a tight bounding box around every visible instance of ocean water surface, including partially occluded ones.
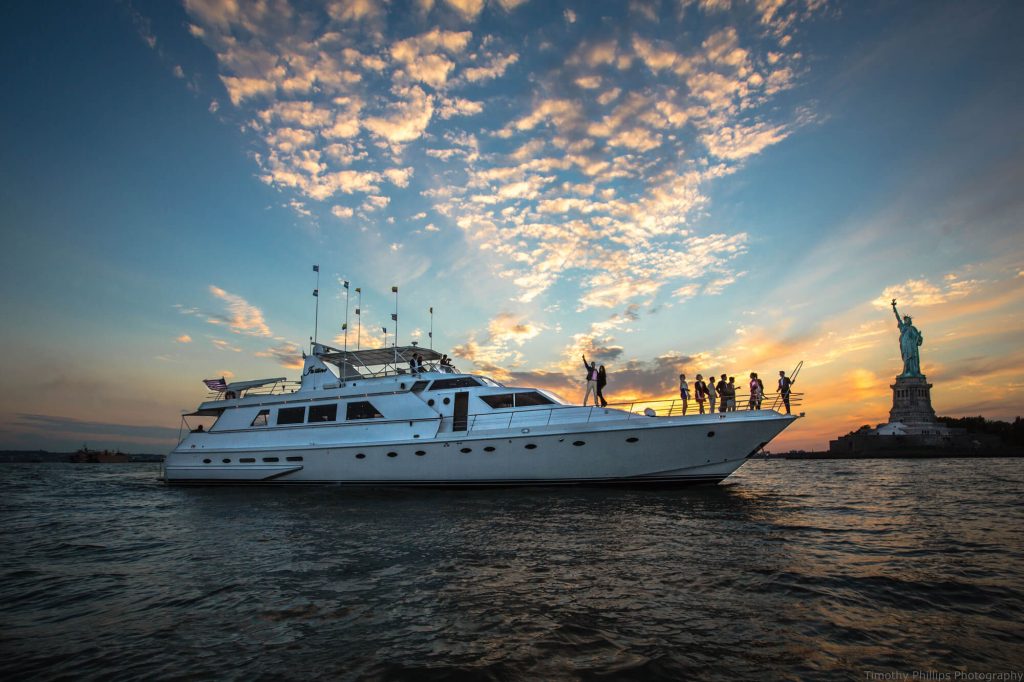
[1,459,1022,680]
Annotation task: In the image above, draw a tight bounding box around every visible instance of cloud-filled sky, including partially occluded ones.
[1,0,1022,452]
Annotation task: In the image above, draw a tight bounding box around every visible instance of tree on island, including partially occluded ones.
[936,415,1024,447]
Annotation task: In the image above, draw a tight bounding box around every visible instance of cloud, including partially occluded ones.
[875,276,980,309]
[463,53,519,82]
[208,286,273,337]
[443,0,485,21]
[212,338,243,352]
[702,121,789,160]
[14,413,180,442]
[255,341,304,369]
[175,334,192,343]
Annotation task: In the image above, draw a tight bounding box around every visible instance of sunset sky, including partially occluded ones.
[1,0,1022,453]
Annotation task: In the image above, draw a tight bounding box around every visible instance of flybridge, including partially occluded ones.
[311,343,448,380]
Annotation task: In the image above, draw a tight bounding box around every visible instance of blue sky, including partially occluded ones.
[1,0,1022,452]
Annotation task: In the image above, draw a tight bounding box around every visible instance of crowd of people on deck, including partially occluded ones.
[677,371,796,415]
[411,349,795,416]
[580,354,796,415]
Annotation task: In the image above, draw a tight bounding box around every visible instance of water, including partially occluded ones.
[1,459,1022,681]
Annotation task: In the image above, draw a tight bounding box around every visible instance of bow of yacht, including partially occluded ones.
[163,344,801,486]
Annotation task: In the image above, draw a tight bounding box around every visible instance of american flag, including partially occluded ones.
[203,377,227,392]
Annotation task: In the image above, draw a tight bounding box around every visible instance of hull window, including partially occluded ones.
[263,457,279,462]
[347,401,384,420]
[277,407,305,425]
[514,392,554,407]
[309,404,338,423]
[429,377,482,390]
[286,456,303,462]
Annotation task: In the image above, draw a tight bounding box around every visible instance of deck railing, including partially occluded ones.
[456,392,804,432]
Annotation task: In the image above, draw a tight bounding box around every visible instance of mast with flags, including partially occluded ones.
[429,306,434,350]
[355,287,362,350]
[312,264,320,346]
[392,286,399,365]
[342,280,350,351]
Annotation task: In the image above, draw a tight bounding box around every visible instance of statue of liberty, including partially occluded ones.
[891,299,924,377]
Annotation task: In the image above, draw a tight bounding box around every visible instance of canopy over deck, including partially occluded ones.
[315,343,443,371]
[223,377,288,392]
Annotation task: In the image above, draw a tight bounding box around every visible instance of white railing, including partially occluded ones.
[453,392,804,432]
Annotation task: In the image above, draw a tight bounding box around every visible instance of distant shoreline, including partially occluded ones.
[0,451,164,463]
[766,449,1024,460]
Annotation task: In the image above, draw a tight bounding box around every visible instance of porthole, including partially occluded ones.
[415,450,426,456]
[286,456,303,462]
[460,447,472,453]
[573,441,585,446]
[626,437,639,443]
[707,431,715,438]
[240,457,255,463]
[355,453,365,459]
[387,452,398,458]
[400,382,406,389]
[203,458,211,464]
[263,457,279,462]
[525,443,537,450]
[222,458,231,463]
[443,397,451,405]
[483,446,495,452]
[428,399,435,406]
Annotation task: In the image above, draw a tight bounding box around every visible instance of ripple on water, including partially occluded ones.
[0,460,1023,679]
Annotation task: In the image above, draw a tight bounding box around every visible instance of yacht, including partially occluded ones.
[163,344,801,486]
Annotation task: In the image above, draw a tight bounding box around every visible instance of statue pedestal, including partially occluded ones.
[889,375,937,425]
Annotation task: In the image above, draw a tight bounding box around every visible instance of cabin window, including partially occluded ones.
[347,401,384,420]
[277,407,306,425]
[513,392,554,406]
[308,404,338,423]
[251,409,270,427]
[481,394,515,409]
[411,381,429,393]
[429,377,482,390]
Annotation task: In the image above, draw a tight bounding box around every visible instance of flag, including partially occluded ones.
[382,327,387,334]
[355,287,361,293]
[429,307,433,314]
[313,289,319,297]
[343,281,349,289]
[355,308,360,315]
[203,377,227,392]
[313,265,319,272]
[391,313,398,321]
[428,331,433,338]
[341,323,347,330]
[391,286,398,293]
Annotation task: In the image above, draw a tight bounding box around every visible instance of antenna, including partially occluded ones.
[429,306,434,351]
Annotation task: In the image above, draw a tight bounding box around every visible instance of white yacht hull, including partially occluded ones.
[163,411,796,486]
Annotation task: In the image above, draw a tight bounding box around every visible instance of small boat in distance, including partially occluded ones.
[71,446,130,463]
[163,344,802,486]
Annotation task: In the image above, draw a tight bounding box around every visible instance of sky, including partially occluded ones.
[0,0,1022,453]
